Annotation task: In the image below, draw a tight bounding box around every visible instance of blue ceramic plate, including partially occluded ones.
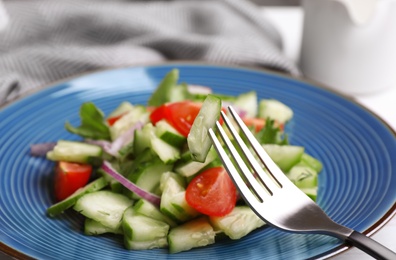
[1,63,395,260]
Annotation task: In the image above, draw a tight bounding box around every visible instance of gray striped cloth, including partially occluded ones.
[0,0,299,105]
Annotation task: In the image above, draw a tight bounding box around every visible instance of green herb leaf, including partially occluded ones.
[255,118,288,145]
[65,102,111,140]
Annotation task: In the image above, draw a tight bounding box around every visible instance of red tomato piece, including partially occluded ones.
[243,117,266,132]
[107,112,127,126]
[149,104,168,125]
[54,161,92,201]
[243,117,284,132]
[150,101,202,137]
[185,166,237,217]
[166,101,202,137]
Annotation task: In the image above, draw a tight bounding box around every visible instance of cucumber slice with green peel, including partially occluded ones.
[287,164,318,189]
[174,148,218,177]
[46,140,103,167]
[133,199,177,227]
[210,206,265,240]
[155,120,186,148]
[168,217,215,254]
[110,105,148,140]
[258,99,293,124]
[84,218,123,235]
[73,190,133,230]
[168,83,191,103]
[125,159,173,199]
[133,123,155,155]
[134,123,181,164]
[233,91,258,118]
[148,69,179,106]
[299,153,323,173]
[151,136,181,164]
[47,177,108,217]
[160,191,199,223]
[119,148,156,176]
[187,94,222,163]
[107,101,134,119]
[124,239,169,251]
[122,207,169,250]
[263,144,304,172]
[160,172,199,223]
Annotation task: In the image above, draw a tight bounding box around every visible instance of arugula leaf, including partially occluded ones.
[65,102,111,140]
[255,118,288,145]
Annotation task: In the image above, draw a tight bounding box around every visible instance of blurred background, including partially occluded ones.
[0,0,395,259]
[252,0,300,5]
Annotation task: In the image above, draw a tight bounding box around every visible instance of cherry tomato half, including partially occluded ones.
[186,166,237,217]
[150,101,202,137]
[54,161,92,201]
[243,117,284,132]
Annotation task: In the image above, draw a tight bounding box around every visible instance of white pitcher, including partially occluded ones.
[300,0,396,96]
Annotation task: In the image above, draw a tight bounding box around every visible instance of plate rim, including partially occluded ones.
[1,61,395,260]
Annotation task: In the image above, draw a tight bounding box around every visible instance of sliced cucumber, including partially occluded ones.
[122,207,169,250]
[155,120,186,148]
[263,144,304,172]
[187,94,222,162]
[151,136,181,164]
[84,218,123,235]
[47,177,108,217]
[174,148,218,177]
[110,105,148,140]
[300,153,323,173]
[125,159,173,199]
[210,206,265,240]
[160,172,199,223]
[159,171,186,192]
[119,148,156,176]
[233,91,258,118]
[168,217,215,254]
[148,69,179,106]
[133,199,177,227]
[133,123,155,155]
[169,83,191,103]
[73,190,133,230]
[134,123,181,164]
[258,99,293,124]
[287,164,318,189]
[46,140,103,167]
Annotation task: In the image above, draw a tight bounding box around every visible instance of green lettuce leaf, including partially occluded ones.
[255,118,288,145]
[65,102,111,140]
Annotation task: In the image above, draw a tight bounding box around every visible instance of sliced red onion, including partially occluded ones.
[187,85,213,95]
[30,142,57,157]
[101,161,161,206]
[108,121,144,156]
[85,121,143,157]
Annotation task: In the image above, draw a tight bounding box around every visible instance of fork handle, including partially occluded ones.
[346,231,396,259]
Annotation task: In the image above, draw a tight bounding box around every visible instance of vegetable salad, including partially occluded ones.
[32,69,322,254]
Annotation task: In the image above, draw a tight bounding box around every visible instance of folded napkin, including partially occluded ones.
[0,0,299,105]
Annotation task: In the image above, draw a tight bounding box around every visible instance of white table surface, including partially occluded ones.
[262,6,396,259]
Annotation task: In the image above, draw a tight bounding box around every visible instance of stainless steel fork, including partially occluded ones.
[208,106,396,260]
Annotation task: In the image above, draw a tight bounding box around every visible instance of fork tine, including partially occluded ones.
[218,111,279,195]
[212,121,270,202]
[227,106,291,187]
[208,128,261,204]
